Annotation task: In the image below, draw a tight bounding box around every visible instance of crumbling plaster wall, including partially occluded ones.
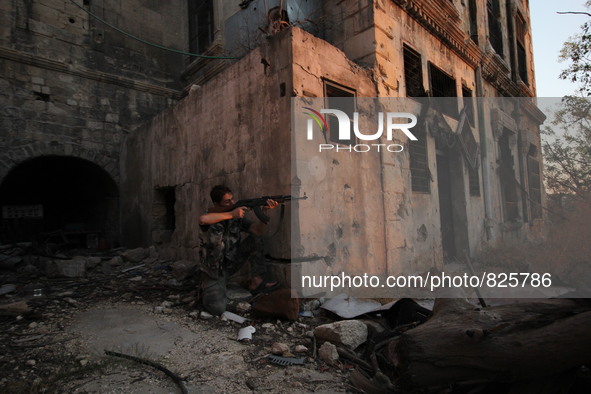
[291,28,387,279]
[121,28,296,261]
[371,1,486,270]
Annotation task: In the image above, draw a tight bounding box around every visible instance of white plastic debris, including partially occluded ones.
[237,326,256,342]
[222,311,247,324]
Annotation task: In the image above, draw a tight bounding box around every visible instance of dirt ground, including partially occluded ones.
[0,248,358,393]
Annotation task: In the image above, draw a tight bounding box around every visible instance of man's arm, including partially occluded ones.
[198,207,247,226]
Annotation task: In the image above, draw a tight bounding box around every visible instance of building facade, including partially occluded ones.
[1,1,546,282]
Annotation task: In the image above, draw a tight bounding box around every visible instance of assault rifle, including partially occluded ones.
[208,194,307,224]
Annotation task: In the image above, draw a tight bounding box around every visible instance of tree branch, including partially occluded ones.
[557,11,591,17]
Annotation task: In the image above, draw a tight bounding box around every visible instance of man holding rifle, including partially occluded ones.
[198,185,280,315]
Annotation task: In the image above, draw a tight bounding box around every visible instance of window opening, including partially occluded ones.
[410,125,431,193]
[403,45,425,98]
[324,81,356,145]
[189,0,214,55]
[487,0,504,57]
[429,63,458,119]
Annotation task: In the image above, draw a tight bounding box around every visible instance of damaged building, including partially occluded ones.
[0,1,546,287]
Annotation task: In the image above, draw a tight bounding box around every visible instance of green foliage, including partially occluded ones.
[542,96,591,194]
[559,1,591,95]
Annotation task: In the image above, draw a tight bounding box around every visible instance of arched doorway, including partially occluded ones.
[0,156,119,248]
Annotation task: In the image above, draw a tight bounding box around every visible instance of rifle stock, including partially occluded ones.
[207,194,307,224]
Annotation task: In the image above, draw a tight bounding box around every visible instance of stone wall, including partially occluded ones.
[0,0,187,242]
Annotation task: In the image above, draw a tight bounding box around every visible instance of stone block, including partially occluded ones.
[55,257,86,277]
[314,320,368,350]
[121,247,148,263]
[318,342,339,365]
[171,260,198,281]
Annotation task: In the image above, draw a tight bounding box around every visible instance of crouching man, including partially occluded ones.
[198,185,279,315]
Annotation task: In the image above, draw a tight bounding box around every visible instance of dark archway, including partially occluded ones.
[0,156,119,248]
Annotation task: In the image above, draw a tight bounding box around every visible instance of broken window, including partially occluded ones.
[499,129,519,221]
[468,0,479,44]
[515,13,528,85]
[468,165,481,197]
[527,145,542,219]
[487,0,504,57]
[410,125,430,193]
[154,187,176,234]
[403,44,425,98]
[462,86,475,126]
[324,80,356,145]
[189,0,214,55]
[429,63,458,119]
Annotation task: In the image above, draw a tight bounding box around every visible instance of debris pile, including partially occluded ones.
[2,243,591,392]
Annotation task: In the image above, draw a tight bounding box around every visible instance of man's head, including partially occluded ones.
[210,185,234,207]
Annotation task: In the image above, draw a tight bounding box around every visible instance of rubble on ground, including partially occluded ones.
[2,242,591,393]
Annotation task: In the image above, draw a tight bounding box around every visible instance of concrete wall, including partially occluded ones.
[121,28,296,261]
[291,29,384,279]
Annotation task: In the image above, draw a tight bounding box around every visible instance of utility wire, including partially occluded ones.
[68,0,239,60]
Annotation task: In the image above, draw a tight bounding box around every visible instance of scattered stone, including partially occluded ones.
[160,301,173,308]
[314,320,368,350]
[171,260,198,281]
[22,264,39,275]
[295,345,308,353]
[189,311,199,318]
[303,299,321,311]
[121,248,148,263]
[26,360,36,366]
[108,256,123,266]
[55,257,86,277]
[262,323,275,330]
[56,291,74,297]
[101,261,112,275]
[129,276,143,282]
[0,254,22,269]
[200,311,213,320]
[154,306,164,314]
[271,342,290,355]
[318,342,339,365]
[79,359,88,366]
[0,301,30,316]
[28,322,38,329]
[0,284,16,295]
[85,256,101,268]
[236,302,251,313]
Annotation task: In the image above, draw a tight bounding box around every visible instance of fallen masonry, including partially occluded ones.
[1,244,590,392]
